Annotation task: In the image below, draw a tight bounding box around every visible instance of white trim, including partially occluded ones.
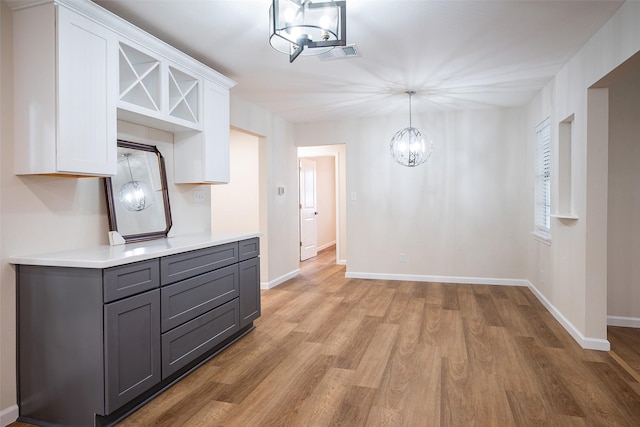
[527,280,610,351]
[344,272,529,287]
[317,241,336,251]
[0,405,18,427]
[551,213,579,220]
[607,315,640,328]
[531,231,551,245]
[261,269,300,290]
[336,259,346,266]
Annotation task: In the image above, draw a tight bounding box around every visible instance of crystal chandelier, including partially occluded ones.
[390,91,432,167]
[119,153,153,212]
[269,0,347,63]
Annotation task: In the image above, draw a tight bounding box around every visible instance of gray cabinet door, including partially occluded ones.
[239,257,261,329]
[104,289,161,412]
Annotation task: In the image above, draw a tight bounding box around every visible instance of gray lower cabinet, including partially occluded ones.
[239,237,261,329]
[16,237,260,427]
[104,289,161,412]
[239,256,261,329]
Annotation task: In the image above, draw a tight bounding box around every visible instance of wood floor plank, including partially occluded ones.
[474,291,504,327]
[517,304,565,349]
[542,346,634,426]
[329,385,378,427]
[382,290,410,324]
[608,326,640,375]
[505,389,550,426]
[208,331,309,403]
[514,336,586,418]
[291,368,355,426]
[294,295,344,333]
[333,315,380,370]
[319,306,368,356]
[206,318,299,384]
[584,360,640,425]
[351,322,399,388]
[218,341,329,426]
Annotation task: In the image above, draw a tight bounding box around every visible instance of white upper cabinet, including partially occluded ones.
[10,0,235,182]
[12,2,118,176]
[117,41,203,132]
[174,80,230,184]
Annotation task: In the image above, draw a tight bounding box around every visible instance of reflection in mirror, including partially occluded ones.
[104,140,172,243]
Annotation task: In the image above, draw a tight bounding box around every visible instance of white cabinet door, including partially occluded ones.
[12,3,117,176]
[57,6,117,175]
[174,79,230,184]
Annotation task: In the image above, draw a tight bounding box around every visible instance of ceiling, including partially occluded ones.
[93,0,624,123]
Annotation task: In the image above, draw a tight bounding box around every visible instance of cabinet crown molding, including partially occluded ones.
[8,0,236,89]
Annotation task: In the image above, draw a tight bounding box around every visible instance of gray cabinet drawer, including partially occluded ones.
[160,242,238,285]
[104,259,160,303]
[161,299,239,378]
[239,238,259,261]
[161,264,239,333]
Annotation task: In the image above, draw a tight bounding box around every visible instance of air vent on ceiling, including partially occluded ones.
[318,44,362,61]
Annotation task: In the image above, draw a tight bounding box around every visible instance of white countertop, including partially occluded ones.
[9,232,261,269]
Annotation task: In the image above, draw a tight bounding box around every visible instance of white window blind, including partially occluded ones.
[535,118,551,240]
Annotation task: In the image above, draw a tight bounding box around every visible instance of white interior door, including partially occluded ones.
[299,158,318,261]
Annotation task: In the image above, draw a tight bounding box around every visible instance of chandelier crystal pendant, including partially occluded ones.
[390,91,433,167]
[119,153,153,212]
[269,0,346,63]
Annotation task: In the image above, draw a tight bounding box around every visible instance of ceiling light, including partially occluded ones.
[269,0,347,63]
[119,153,153,212]
[390,91,433,167]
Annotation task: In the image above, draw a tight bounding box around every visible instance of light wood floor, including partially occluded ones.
[13,247,640,426]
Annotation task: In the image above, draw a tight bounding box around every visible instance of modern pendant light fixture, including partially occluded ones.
[269,0,347,63]
[119,153,153,212]
[390,91,432,167]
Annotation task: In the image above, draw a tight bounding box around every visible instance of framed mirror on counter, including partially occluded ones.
[104,140,172,244]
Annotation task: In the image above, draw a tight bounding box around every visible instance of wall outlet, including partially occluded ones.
[399,253,407,263]
[193,189,206,203]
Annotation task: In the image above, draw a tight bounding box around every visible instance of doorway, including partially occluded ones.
[298,144,347,265]
[299,157,319,261]
[211,127,267,282]
[597,52,640,370]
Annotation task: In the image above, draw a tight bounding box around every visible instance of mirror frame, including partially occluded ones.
[104,140,173,243]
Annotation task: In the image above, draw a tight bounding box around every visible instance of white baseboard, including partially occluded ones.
[607,315,640,328]
[336,259,346,266]
[344,271,529,287]
[0,405,18,427]
[527,281,610,351]
[261,269,300,290]
[317,241,336,251]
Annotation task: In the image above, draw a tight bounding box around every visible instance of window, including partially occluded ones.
[534,118,551,241]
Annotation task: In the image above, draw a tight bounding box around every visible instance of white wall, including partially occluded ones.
[210,129,260,233]
[296,108,528,282]
[607,67,640,323]
[525,0,640,348]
